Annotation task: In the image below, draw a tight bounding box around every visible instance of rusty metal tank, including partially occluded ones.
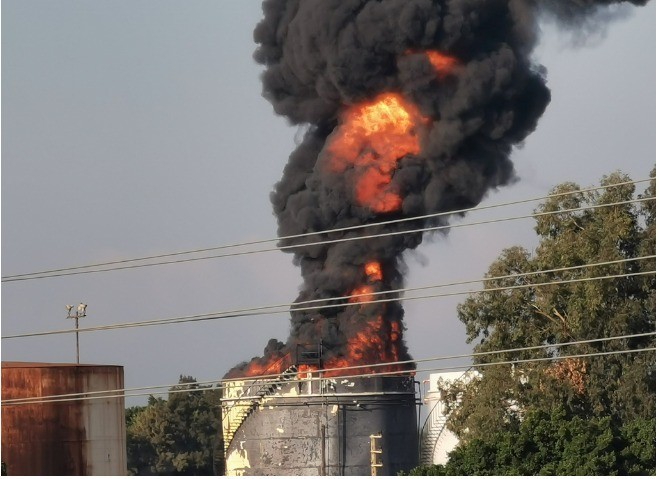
[1,362,127,476]
[221,371,419,476]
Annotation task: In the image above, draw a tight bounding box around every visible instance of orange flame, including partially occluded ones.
[327,93,427,213]
[404,49,458,77]
[365,261,383,281]
[424,51,458,77]
[323,315,405,377]
[225,350,293,379]
[297,364,319,379]
[327,259,406,377]
[349,285,375,303]
[390,321,400,342]
[349,261,383,303]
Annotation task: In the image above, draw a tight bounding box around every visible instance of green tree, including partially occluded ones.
[619,417,657,475]
[126,402,156,475]
[432,170,655,474]
[126,375,221,475]
[402,408,655,476]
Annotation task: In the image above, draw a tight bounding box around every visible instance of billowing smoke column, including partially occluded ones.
[226,0,648,379]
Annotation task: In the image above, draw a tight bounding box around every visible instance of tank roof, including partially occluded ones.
[2,361,122,369]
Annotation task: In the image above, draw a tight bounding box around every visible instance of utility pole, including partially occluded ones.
[66,303,87,364]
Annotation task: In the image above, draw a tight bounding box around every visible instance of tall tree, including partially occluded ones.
[403,408,655,476]
[126,376,221,475]
[434,170,655,473]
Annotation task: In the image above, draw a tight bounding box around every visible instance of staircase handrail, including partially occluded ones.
[223,363,300,453]
[418,368,474,464]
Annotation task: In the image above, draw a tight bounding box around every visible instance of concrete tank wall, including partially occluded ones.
[1,362,127,476]
[224,375,418,476]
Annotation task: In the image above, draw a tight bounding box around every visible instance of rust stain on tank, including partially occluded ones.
[1,362,126,476]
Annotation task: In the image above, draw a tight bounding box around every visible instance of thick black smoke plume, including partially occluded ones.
[225,0,648,378]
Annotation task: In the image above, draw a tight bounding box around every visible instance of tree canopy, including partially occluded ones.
[414,170,656,475]
[126,375,221,476]
[404,409,655,476]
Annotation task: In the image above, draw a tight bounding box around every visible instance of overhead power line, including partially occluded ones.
[4,346,653,406]
[2,177,654,283]
[2,256,654,340]
[2,337,654,406]
[2,332,655,405]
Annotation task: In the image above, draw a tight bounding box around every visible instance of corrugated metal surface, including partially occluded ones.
[1,362,127,476]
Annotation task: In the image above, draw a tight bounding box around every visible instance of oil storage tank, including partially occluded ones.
[222,369,418,476]
[1,362,127,476]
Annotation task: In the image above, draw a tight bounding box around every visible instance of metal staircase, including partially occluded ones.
[222,364,299,453]
[419,368,474,465]
[419,398,449,465]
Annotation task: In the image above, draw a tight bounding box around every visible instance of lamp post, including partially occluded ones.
[66,303,87,364]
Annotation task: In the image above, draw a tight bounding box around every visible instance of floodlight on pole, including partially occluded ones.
[66,303,87,364]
